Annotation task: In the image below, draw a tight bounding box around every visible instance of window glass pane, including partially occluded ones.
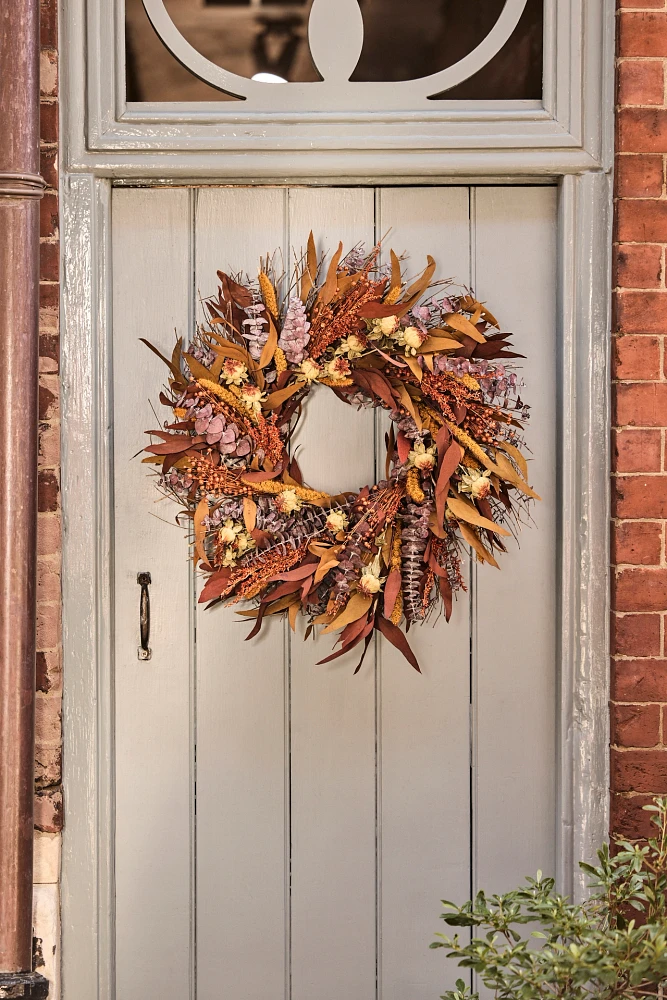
[125,0,543,103]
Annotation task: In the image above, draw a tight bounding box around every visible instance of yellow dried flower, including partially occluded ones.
[390,590,403,625]
[385,285,402,305]
[273,346,287,373]
[445,420,492,470]
[258,271,279,319]
[391,525,402,570]
[198,378,260,425]
[250,479,331,506]
[458,373,481,392]
[406,468,425,503]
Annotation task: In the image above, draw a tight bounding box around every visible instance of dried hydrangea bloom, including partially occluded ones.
[278,297,311,364]
[242,303,269,360]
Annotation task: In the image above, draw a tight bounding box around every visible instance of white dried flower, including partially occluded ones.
[358,555,385,597]
[221,359,249,386]
[323,357,352,382]
[241,384,266,414]
[337,334,365,359]
[459,467,492,500]
[326,510,349,533]
[274,489,302,514]
[408,440,436,471]
[299,359,321,382]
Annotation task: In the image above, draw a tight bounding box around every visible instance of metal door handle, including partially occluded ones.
[137,572,152,660]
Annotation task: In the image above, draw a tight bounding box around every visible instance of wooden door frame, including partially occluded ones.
[59,1,614,996]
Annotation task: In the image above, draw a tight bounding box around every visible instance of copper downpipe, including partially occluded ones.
[0,0,46,975]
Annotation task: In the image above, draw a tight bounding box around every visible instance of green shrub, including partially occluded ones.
[432,799,667,1000]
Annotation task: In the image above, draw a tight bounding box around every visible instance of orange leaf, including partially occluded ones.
[318,241,343,306]
[459,522,500,569]
[447,495,511,536]
[243,497,257,532]
[259,316,278,369]
[263,380,306,410]
[321,592,372,634]
[300,231,317,303]
[442,313,487,344]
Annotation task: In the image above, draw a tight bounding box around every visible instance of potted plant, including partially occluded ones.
[433,799,667,1000]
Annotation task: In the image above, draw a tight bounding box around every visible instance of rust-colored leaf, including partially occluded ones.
[194,497,209,566]
[383,569,402,620]
[300,231,317,303]
[140,338,185,384]
[314,545,342,585]
[183,352,213,382]
[404,355,423,384]
[435,442,464,527]
[376,615,421,672]
[402,255,436,304]
[492,451,540,500]
[495,440,528,480]
[394,381,422,428]
[390,248,402,296]
[419,336,461,353]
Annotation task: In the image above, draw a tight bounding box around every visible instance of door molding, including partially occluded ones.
[60,5,614,996]
[60,172,611,999]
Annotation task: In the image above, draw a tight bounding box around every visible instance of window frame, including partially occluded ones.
[64,0,612,176]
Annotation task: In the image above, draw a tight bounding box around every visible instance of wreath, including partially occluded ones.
[143,235,539,671]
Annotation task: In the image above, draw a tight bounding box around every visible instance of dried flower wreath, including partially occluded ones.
[143,235,539,672]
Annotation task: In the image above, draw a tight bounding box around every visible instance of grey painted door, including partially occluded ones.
[111,185,557,1000]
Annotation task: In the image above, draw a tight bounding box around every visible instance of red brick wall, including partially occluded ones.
[36,0,62,838]
[612,1,667,839]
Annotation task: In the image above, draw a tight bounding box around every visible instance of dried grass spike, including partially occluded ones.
[406,468,425,503]
[273,346,287,372]
[390,590,403,625]
[259,271,279,319]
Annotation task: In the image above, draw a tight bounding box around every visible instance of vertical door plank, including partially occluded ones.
[472,187,558,893]
[112,188,194,999]
[195,188,289,1000]
[376,188,473,1000]
[287,188,378,1000]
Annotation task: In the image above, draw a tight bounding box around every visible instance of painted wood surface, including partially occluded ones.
[472,187,558,895]
[111,185,558,1000]
[112,188,194,998]
[194,188,289,1000]
[375,187,473,1000]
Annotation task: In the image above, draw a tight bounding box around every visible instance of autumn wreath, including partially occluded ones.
[143,235,539,671]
